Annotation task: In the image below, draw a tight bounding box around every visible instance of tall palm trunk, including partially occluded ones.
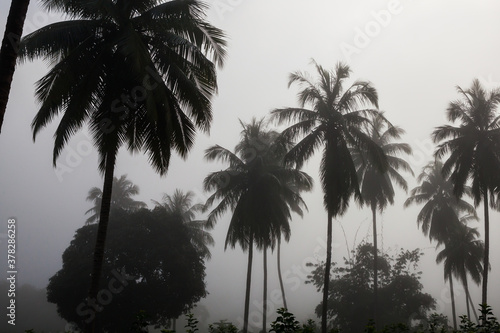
[464,277,479,323]
[87,151,117,332]
[321,212,333,333]
[463,276,471,320]
[243,234,254,333]
[482,188,489,308]
[277,237,288,309]
[371,204,379,328]
[0,0,30,133]
[449,275,457,330]
[263,245,268,333]
[463,275,479,322]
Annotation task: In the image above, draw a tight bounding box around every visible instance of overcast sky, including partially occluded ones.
[1,0,500,330]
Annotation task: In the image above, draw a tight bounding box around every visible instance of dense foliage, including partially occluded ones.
[47,208,207,332]
[307,243,436,332]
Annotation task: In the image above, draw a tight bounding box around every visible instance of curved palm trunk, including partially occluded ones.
[321,212,333,333]
[277,237,288,309]
[243,234,254,333]
[464,277,479,323]
[482,188,489,309]
[449,275,457,330]
[263,245,268,333]
[0,0,30,133]
[463,276,479,323]
[371,205,379,329]
[87,152,117,333]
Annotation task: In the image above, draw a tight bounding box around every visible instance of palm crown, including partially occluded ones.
[271,60,388,333]
[85,174,147,224]
[153,189,215,259]
[433,79,500,202]
[20,0,226,173]
[351,112,413,212]
[203,118,312,250]
[404,160,476,245]
[271,60,387,216]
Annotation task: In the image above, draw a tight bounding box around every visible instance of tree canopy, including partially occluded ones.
[47,208,207,332]
[307,243,436,333]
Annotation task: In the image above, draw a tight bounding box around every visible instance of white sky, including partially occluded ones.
[1,0,500,330]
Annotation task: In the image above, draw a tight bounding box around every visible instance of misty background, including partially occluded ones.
[1,0,500,331]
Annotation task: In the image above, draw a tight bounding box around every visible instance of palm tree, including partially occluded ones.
[236,118,311,331]
[436,221,483,323]
[18,1,226,330]
[152,189,215,260]
[203,118,312,333]
[85,174,147,224]
[405,160,477,330]
[432,79,500,306]
[270,61,387,333]
[404,160,476,244]
[0,0,31,133]
[350,112,413,326]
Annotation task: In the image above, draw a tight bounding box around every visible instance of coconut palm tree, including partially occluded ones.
[18,1,226,330]
[436,222,483,323]
[432,79,500,306]
[404,160,476,245]
[270,60,387,333]
[85,174,147,224]
[236,118,311,331]
[0,0,30,133]
[405,160,477,330]
[203,119,312,333]
[152,189,215,260]
[350,112,413,326]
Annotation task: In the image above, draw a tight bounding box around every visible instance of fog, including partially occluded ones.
[1,0,500,332]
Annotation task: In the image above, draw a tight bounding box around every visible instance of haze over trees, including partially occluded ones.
[203,118,313,333]
[2,1,500,333]
[432,79,500,308]
[47,207,207,332]
[306,243,436,333]
[18,0,226,330]
[350,112,413,326]
[271,61,388,333]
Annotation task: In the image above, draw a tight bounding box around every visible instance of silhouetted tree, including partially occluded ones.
[432,79,500,307]
[19,1,225,328]
[350,112,413,325]
[307,243,436,333]
[271,61,387,333]
[85,174,146,224]
[404,160,476,244]
[203,118,312,333]
[47,208,207,332]
[436,222,484,322]
[0,0,30,133]
[153,189,214,260]
[405,160,477,329]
